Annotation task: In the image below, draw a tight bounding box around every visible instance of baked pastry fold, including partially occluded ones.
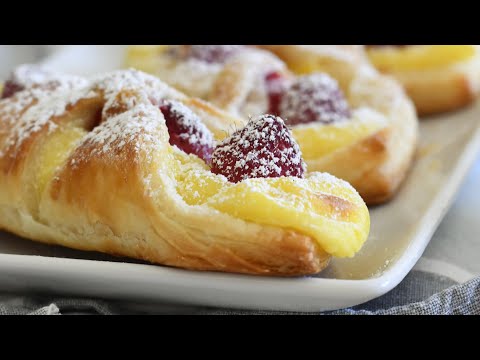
[0,65,370,276]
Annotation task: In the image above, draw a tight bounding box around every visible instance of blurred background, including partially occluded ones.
[0,45,44,79]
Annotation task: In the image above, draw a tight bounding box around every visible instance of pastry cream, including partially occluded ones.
[36,126,87,197]
[125,45,169,73]
[174,150,370,258]
[293,108,388,160]
[366,45,476,71]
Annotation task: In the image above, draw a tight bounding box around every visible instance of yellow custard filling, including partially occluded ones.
[366,45,476,72]
[36,126,87,197]
[125,45,169,73]
[173,150,370,258]
[285,57,327,76]
[293,108,388,160]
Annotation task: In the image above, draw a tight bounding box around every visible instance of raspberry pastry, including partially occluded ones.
[0,65,370,276]
[125,45,290,117]
[126,45,418,204]
[365,45,480,115]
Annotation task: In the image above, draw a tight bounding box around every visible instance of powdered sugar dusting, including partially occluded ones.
[211,115,306,183]
[156,56,225,99]
[307,171,358,194]
[205,49,288,118]
[0,65,91,155]
[160,100,214,163]
[0,64,363,249]
[1,63,86,91]
[7,64,87,90]
[280,73,351,125]
[1,65,88,111]
[93,68,182,101]
[165,100,213,147]
[155,46,287,108]
[12,87,92,145]
[75,103,164,165]
[0,67,195,163]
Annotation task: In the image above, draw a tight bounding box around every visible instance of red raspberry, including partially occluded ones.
[279,74,351,126]
[159,100,214,163]
[211,114,306,183]
[188,45,244,63]
[1,80,24,99]
[265,71,291,116]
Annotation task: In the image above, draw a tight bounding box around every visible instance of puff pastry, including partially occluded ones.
[365,45,480,115]
[0,65,370,276]
[126,45,418,204]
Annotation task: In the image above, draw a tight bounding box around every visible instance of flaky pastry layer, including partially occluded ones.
[0,67,370,276]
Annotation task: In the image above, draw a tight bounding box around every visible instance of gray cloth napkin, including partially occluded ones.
[1,270,478,315]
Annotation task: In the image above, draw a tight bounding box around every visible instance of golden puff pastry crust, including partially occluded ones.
[0,65,370,276]
[126,45,418,204]
[365,45,480,116]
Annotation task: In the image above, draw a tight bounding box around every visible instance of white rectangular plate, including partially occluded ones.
[0,45,479,312]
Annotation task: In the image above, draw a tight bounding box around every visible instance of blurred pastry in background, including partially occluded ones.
[365,45,480,116]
